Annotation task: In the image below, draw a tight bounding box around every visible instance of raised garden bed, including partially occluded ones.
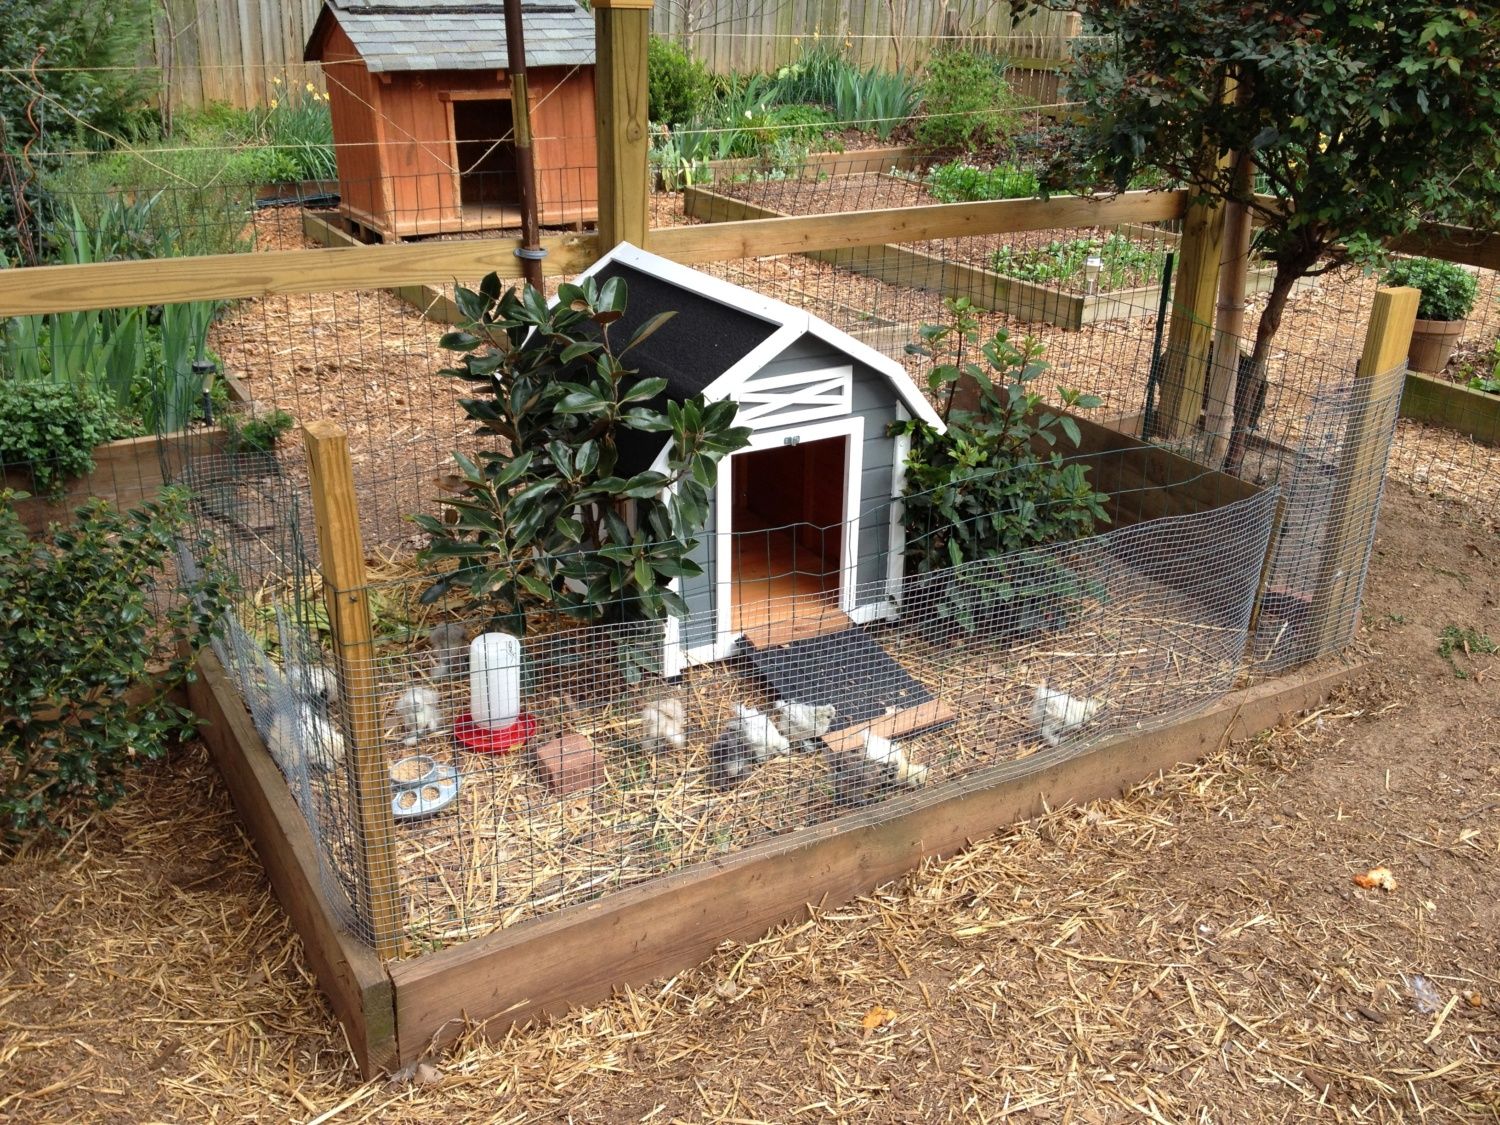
[1398,370,1500,446]
[683,181,1284,330]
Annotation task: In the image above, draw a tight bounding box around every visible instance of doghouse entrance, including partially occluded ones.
[453,99,520,215]
[729,434,850,641]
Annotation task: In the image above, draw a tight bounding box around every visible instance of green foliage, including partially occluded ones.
[0,489,230,846]
[417,275,751,670]
[893,298,1109,639]
[1380,257,1479,322]
[0,382,129,494]
[260,80,336,181]
[649,36,713,126]
[0,0,159,264]
[1057,0,1500,366]
[833,65,918,140]
[771,44,854,106]
[915,48,1020,151]
[1462,339,1500,395]
[226,408,296,453]
[1437,624,1497,679]
[990,233,1167,294]
[925,161,1040,203]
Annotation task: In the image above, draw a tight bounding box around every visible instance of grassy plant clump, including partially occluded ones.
[990,233,1167,294]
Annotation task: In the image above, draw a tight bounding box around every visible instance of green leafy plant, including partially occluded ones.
[649,36,713,126]
[417,275,751,668]
[771,44,855,106]
[925,160,1039,203]
[0,382,131,494]
[990,234,1166,294]
[260,78,335,181]
[1437,624,1497,679]
[914,48,1020,151]
[1462,339,1500,394]
[0,488,229,846]
[1381,257,1479,323]
[893,298,1109,640]
[225,407,296,453]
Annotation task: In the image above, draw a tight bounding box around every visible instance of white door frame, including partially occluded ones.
[713,415,865,652]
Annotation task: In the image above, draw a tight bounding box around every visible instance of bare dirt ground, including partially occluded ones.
[3,481,1498,1122]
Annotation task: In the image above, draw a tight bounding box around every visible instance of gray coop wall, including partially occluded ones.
[678,486,718,651]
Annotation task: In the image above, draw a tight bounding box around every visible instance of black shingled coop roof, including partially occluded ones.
[305,0,595,72]
[589,261,780,476]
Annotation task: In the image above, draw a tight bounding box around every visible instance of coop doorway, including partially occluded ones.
[720,420,863,643]
[452,98,520,214]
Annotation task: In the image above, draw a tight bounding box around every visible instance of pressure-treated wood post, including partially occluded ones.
[593,0,653,249]
[1310,286,1419,654]
[303,420,402,960]
[1151,190,1225,439]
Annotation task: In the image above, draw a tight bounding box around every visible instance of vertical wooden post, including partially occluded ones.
[1149,186,1226,438]
[1150,74,1235,441]
[1310,286,1420,654]
[593,0,653,250]
[1202,151,1254,463]
[303,420,402,960]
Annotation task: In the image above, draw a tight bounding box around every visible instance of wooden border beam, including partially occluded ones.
[187,653,397,1077]
[0,234,598,317]
[648,190,1188,264]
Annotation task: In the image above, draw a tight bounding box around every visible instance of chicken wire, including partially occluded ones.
[166,418,1302,955]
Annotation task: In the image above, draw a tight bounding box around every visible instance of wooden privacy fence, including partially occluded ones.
[149,0,1078,110]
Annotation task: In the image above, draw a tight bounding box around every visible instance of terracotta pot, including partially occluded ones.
[1406,317,1466,374]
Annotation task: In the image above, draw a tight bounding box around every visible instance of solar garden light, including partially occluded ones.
[194,358,218,425]
[1084,252,1103,296]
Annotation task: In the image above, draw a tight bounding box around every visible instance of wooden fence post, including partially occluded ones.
[593,0,653,250]
[303,420,402,960]
[1310,286,1420,654]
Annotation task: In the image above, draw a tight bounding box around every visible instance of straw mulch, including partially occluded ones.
[2,485,1496,1121]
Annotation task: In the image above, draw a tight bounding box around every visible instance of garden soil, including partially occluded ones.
[2,487,1498,1120]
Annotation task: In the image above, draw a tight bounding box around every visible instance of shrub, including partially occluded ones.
[894,298,1108,639]
[649,36,713,126]
[914,48,1020,151]
[418,275,751,674]
[0,488,230,846]
[925,161,1039,203]
[0,382,128,494]
[226,407,296,453]
[1381,257,1479,322]
[0,0,159,264]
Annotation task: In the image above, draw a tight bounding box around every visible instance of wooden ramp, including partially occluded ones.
[742,624,955,745]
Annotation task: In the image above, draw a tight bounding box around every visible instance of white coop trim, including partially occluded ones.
[735,365,853,430]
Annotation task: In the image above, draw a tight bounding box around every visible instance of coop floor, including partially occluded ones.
[294,561,1252,951]
[730,527,844,643]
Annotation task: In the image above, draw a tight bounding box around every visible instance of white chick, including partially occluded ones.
[1031,685,1103,748]
[395,685,443,746]
[773,699,837,750]
[640,697,687,753]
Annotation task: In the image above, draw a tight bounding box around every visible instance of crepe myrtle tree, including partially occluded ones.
[1044,0,1499,452]
[417,275,751,649]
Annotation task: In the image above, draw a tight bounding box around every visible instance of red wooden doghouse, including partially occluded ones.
[304,0,599,240]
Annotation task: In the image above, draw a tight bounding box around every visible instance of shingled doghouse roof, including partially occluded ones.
[304,0,595,72]
[568,244,945,475]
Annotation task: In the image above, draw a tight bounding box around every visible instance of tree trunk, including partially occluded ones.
[1222,247,1318,474]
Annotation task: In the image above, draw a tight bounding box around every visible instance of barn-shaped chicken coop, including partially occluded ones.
[304,0,598,239]
[572,244,945,677]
